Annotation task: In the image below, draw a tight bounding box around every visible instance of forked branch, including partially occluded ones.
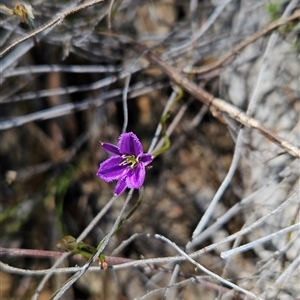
[0,0,107,57]
[131,42,300,159]
[184,10,300,74]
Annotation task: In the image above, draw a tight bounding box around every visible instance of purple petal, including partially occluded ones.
[96,156,128,182]
[101,142,120,156]
[139,153,153,165]
[126,163,145,189]
[118,132,143,156]
[114,177,128,195]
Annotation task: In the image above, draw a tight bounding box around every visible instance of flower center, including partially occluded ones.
[120,154,139,169]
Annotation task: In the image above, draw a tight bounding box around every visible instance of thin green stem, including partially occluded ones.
[56,189,145,261]
[151,86,184,158]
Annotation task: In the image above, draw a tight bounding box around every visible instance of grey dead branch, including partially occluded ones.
[0,1,299,299]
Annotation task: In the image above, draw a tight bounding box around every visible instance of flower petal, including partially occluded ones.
[114,177,128,195]
[101,142,120,156]
[118,132,143,156]
[96,156,128,182]
[126,163,145,189]
[139,153,153,165]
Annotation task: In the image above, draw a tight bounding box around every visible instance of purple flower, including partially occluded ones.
[96,132,153,195]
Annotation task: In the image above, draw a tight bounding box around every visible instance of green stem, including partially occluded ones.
[113,187,144,233]
[152,86,184,158]
[56,189,144,262]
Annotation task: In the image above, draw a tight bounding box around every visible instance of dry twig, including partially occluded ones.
[0,0,107,57]
[184,10,300,74]
[131,42,300,158]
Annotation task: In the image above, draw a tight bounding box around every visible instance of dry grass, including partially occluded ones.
[1,1,299,299]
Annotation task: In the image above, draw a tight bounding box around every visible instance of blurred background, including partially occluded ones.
[1,0,299,299]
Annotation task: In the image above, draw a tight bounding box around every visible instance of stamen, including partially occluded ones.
[119,154,139,169]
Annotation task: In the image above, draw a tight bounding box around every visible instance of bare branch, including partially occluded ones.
[131,42,300,158]
[184,10,300,74]
[0,0,107,57]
